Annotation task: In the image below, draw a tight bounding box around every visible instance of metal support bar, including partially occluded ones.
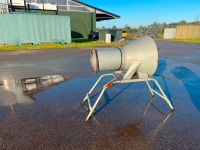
[83,73,117,103]
[149,78,174,109]
[87,95,92,111]
[152,89,165,99]
[116,78,174,110]
[146,80,154,96]
[86,88,106,122]
[83,73,117,121]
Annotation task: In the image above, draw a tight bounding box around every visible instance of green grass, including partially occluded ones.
[158,37,200,43]
[72,38,97,43]
[0,38,125,51]
[168,38,200,43]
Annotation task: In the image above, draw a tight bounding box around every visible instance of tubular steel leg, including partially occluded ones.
[86,88,106,122]
[115,78,174,110]
[83,74,116,103]
[146,80,154,96]
[83,73,117,122]
[85,79,116,121]
[149,78,174,110]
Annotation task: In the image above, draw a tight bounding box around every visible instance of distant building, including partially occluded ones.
[163,28,176,39]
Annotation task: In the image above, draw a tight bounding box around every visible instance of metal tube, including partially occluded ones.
[86,88,106,122]
[90,47,122,72]
[90,36,158,76]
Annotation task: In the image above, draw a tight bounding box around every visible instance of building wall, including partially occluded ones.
[16,9,96,38]
[0,13,71,44]
[176,25,200,39]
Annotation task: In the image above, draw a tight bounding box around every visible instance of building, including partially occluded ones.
[0,0,120,38]
[163,28,176,39]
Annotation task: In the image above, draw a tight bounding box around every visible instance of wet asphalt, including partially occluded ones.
[0,40,200,150]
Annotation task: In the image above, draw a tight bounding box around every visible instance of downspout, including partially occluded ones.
[9,0,15,12]
[24,0,26,12]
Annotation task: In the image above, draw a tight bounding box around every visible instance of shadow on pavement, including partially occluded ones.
[154,59,173,106]
[172,66,200,112]
[93,83,132,116]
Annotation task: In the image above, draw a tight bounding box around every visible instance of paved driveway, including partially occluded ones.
[0,41,200,150]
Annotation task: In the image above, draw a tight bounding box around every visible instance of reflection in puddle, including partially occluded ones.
[21,75,66,95]
[151,110,173,138]
[0,75,69,107]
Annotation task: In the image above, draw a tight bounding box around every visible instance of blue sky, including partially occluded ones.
[81,0,200,28]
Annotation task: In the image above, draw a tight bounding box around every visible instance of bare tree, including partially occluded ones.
[195,15,200,24]
[124,24,132,33]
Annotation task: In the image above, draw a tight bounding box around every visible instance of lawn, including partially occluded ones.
[0,38,126,51]
[168,38,200,43]
[158,36,200,43]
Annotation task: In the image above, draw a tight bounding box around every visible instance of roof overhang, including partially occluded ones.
[8,0,120,21]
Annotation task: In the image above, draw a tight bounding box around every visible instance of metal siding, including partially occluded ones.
[0,13,71,44]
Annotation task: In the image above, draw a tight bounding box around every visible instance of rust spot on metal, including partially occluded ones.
[104,79,117,89]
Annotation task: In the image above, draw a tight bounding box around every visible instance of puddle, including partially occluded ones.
[0,74,71,107]
[1,42,200,149]
[0,74,200,149]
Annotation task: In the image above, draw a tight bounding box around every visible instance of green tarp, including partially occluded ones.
[0,13,71,44]
[58,11,96,38]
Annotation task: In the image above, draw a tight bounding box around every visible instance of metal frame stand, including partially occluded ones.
[83,73,174,122]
